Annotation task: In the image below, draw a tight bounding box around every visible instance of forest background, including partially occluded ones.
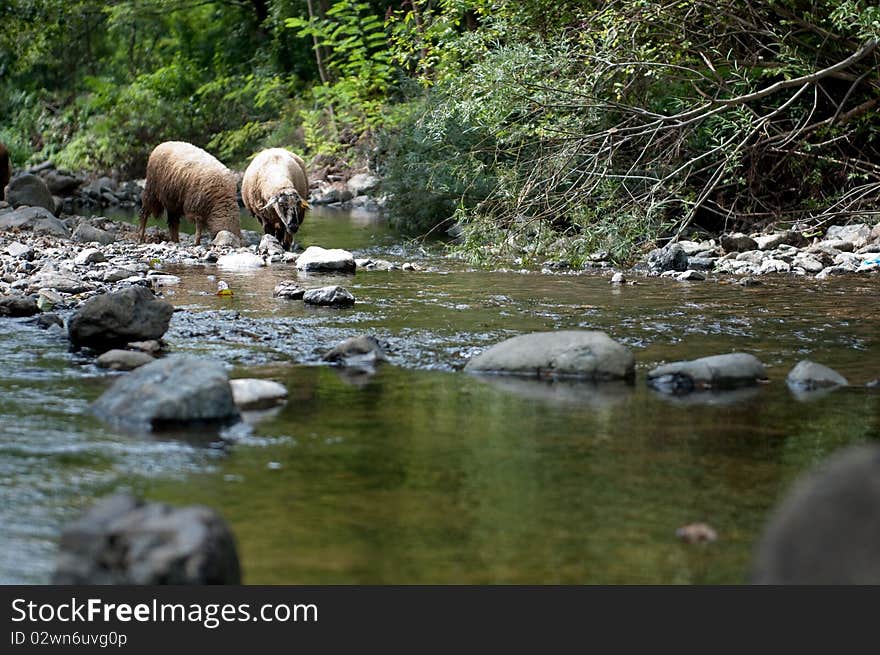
[2,0,879,264]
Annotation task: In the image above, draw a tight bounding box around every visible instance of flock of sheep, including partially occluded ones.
[0,139,310,249]
[138,141,310,249]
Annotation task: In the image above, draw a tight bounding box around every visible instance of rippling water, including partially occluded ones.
[1,206,878,583]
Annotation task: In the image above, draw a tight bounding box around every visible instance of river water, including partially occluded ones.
[1,207,878,584]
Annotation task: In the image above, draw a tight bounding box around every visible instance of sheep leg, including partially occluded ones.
[193,222,202,246]
[137,207,149,243]
[167,212,181,243]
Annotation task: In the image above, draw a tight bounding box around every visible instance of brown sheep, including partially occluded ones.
[0,142,10,202]
[138,141,241,245]
[241,148,309,250]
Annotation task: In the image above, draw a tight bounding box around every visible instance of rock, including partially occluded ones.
[310,180,353,205]
[36,288,65,311]
[273,281,306,299]
[751,444,880,584]
[815,265,851,279]
[647,352,767,393]
[72,222,115,245]
[303,285,356,307]
[258,233,284,256]
[720,233,758,253]
[212,230,241,248]
[686,256,716,271]
[44,170,82,195]
[464,330,635,381]
[216,252,265,270]
[817,238,854,253]
[646,243,689,273]
[754,230,806,250]
[52,493,241,585]
[96,349,156,371]
[74,248,107,265]
[229,379,288,410]
[103,267,140,283]
[68,286,174,351]
[737,276,762,287]
[610,272,626,284]
[759,258,791,275]
[295,246,356,273]
[786,360,848,391]
[6,173,55,213]
[126,340,162,355]
[675,269,705,281]
[5,241,33,259]
[675,523,718,544]
[355,258,397,271]
[28,271,93,294]
[90,355,240,431]
[825,223,871,249]
[792,254,824,274]
[322,335,388,368]
[347,172,380,196]
[147,273,181,288]
[0,294,39,317]
[36,313,64,329]
[0,206,69,237]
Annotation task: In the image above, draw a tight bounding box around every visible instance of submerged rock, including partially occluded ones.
[68,286,173,351]
[322,335,388,368]
[675,523,718,544]
[53,493,241,585]
[751,444,880,584]
[295,245,356,273]
[229,378,288,410]
[95,349,155,371]
[91,355,240,431]
[786,360,848,392]
[647,352,767,393]
[303,285,356,307]
[273,281,306,299]
[464,330,635,381]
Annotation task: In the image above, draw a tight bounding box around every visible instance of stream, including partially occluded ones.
[1,206,878,584]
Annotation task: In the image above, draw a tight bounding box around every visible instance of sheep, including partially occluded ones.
[138,141,241,245]
[0,142,10,201]
[241,147,309,250]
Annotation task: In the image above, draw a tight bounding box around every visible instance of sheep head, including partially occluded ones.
[262,190,309,235]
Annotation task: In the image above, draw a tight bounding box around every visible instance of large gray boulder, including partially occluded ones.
[53,493,241,585]
[0,206,69,237]
[296,245,356,273]
[751,445,880,584]
[91,355,240,431]
[464,330,635,381]
[647,352,767,393]
[646,243,689,273]
[68,286,173,351]
[6,173,55,214]
[786,360,848,392]
[303,285,355,307]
